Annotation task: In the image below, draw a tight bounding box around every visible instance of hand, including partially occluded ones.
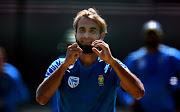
[65,43,82,66]
[91,40,114,63]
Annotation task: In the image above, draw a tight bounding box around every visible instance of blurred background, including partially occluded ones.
[0,0,180,111]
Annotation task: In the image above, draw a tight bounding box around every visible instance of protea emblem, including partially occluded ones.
[68,76,79,88]
[98,74,104,86]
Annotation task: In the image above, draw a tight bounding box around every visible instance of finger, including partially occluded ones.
[92,43,107,50]
[68,43,78,49]
[77,46,83,54]
[70,50,81,57]
[72,43,78,47]
[92,47,100,56]
[92,40,107,49]
[70,47,82,54]
[91,40,103,46]
[70,48,80,51]
[68,43,82,53]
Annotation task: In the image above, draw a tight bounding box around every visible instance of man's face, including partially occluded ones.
[75,17,103,53]
[143,30,161,48]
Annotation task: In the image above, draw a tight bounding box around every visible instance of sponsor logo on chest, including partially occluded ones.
[68,76,79,88]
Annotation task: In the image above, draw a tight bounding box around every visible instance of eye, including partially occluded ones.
[90,29,96,33]
[79,29,85,33]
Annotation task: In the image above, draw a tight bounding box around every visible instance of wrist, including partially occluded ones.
[108,57,116,65]
[61,61,71,69]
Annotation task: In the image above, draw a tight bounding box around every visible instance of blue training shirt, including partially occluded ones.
[45,57,128,112]
[124,44,180,111]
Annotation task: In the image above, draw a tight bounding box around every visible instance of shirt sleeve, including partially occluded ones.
[171,48,180,74]
[170,48,180,90]
[44,58,65,80]
[114,59,130,87]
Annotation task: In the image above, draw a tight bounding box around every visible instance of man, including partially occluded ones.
[0,43,30,109]
[123,20,180,112]
[0,46,19,112]
[3,63,30,106]
[36,8,145,112]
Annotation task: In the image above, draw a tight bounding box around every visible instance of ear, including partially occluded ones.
[100,32,105,40]
[74,31,77,39]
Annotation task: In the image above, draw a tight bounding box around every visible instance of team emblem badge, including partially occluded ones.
[68,76,79,88]
[98,74,104,86]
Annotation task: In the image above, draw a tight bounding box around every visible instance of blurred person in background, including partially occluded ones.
[116,86,134,109]
[36,8,145,112]
[3,62,30,106]
[121,20,180,112]
[0,45,19,112]
[0,44,30,112]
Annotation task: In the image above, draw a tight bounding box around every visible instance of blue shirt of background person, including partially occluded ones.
[0,46,23,112]
[117,86,135,107]
[0,72,19,112]
[3,63,30,105]
[123,20,180,112]
[36,8,145,112]
[0,45,29,111]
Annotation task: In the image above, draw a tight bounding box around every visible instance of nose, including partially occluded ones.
[84,31,90,38]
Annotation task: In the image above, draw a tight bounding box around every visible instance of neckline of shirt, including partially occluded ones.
[77,57,100,71]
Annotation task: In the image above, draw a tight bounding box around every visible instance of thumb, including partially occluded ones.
[92,47,100,56]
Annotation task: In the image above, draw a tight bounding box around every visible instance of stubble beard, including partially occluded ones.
[76,40,94,54]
